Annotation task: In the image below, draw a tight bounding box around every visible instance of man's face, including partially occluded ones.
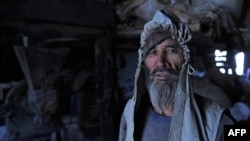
[143,38,184,112]
[144,38,184,82]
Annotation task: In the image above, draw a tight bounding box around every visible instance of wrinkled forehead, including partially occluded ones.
[141,28,181,59]
[156,38,182,49]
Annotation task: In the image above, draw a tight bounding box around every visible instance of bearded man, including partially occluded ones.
[118,9,236,141]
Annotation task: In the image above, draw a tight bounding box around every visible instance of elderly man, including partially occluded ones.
[118,9,235,141]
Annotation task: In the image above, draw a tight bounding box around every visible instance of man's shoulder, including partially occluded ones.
[194,93,236,123]
[193,93,229,118]
[194,92,225,108]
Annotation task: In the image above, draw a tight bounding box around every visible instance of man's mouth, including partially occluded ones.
[150,67,178,82]
[153,71,177,82]
[154,71,169,80]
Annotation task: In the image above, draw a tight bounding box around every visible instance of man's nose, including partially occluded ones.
[156,53,169,68]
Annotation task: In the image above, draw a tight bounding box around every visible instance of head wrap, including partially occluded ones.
[139,9,192,64]
[134,9,193,103]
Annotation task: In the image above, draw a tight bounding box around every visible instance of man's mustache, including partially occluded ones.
[151,67,178,76]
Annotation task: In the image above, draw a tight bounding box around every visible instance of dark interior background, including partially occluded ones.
[0,0,250,141]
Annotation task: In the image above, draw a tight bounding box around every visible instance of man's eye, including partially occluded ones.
[166,48,178,54]
[147,50,156,55]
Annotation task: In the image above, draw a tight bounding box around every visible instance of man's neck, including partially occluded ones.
[153,105,174,116]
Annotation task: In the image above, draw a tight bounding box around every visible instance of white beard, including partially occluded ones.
[145,67,179,112]
[147,80,178,112]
